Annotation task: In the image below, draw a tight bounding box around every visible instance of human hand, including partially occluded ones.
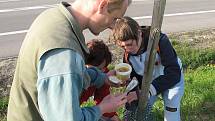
[106,75,130,88]
[105,76,122,88]
[106,70,116,77]
[106,70,121,87]
[107,64,115,71]
[106,77,129,88]
[127,91,138,103]
[106,70,133,88]
[98,93,127,114]
[127,84,157,103]
[110,115,121,121]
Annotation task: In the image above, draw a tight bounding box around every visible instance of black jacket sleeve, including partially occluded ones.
[151,33,181,94]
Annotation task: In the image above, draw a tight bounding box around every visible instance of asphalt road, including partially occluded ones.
[0,0,215,58]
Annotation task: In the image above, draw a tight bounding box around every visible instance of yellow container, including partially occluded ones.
[115,63,132,82]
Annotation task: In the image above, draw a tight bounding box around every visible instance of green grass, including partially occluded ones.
[0,97,8,121]
[153,66,215,121]
[182,66,215,120]
[172,40,215,69]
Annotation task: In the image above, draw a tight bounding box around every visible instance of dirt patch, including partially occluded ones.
[0,57,17,98]
[198,102,215,121]
[168,28,215,49]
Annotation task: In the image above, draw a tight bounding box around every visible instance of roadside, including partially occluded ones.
[0,28,215,120]
[0,57,16,98]
[168,28,215,49]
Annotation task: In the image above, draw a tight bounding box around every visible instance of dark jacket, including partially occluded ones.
[124,26,181,94]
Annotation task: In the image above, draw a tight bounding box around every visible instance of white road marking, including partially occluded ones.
[0,4,56,13]
[0,30,27,36]
[0,9,215,36]
[0,0,21,3]
[133,9,215,20]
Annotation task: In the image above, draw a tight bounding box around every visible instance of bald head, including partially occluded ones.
[107,0,132,13]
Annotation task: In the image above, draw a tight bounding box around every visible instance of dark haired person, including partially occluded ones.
[81,39,120,121]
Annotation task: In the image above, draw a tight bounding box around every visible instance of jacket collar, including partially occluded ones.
[59,2,89,54]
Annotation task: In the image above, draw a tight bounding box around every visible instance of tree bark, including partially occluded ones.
[137,0,166,118]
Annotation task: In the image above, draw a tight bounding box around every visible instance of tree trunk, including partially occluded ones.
[137,0,166,119]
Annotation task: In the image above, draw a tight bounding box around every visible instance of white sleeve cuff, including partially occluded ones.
[149,84,157,96]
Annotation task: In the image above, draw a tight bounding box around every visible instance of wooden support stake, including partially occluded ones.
[137,0,166,116]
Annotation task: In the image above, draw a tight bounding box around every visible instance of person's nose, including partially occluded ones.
[124,46,131,52]
[124,46,128,50]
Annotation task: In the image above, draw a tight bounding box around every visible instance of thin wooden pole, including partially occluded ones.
[137,0,166,118]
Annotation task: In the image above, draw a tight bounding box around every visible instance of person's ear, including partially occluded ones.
[98,0,108,14]
[138,29,142,37]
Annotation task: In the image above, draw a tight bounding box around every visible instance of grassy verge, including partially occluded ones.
[153,66,215,121]
[172,40,215,69]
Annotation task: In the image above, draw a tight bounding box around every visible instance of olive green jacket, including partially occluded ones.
[7,2,89,121]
